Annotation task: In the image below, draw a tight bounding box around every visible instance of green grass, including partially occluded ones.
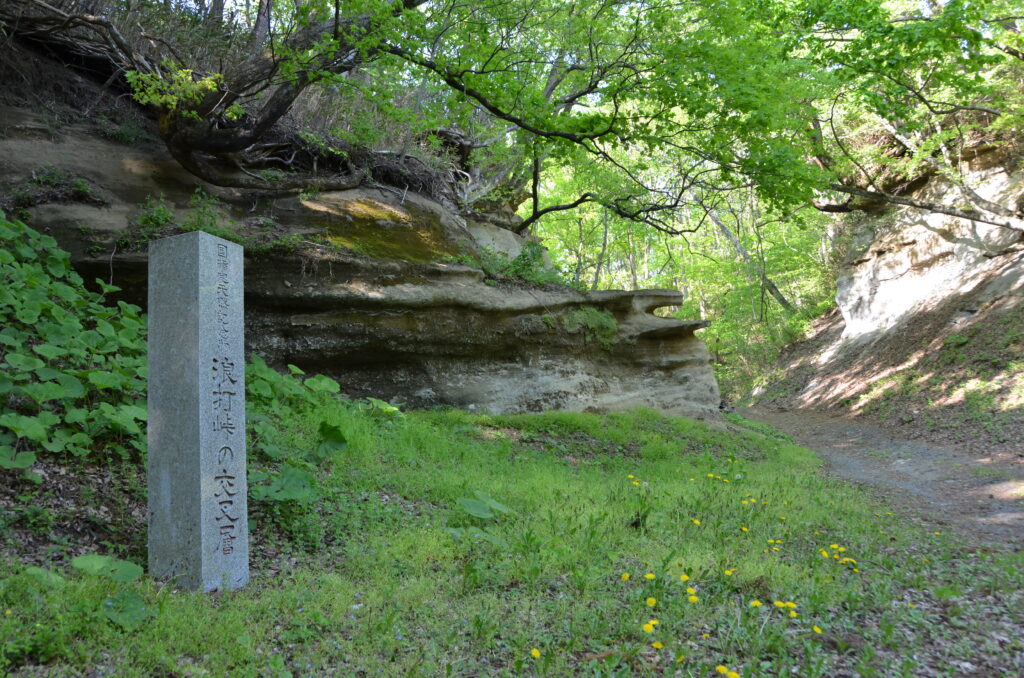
[1,216,1021,675]
[3,404,1021,676]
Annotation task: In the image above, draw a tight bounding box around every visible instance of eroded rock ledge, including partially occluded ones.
[245,252,720,418]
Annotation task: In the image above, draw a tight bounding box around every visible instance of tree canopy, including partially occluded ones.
[2,0,1022,231]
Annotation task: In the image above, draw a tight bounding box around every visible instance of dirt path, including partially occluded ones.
[743,408,1024,549]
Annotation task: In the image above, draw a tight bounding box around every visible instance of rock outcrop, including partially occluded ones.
[836,159,1024,343]
[243,252,719,417]
[754,151,1024,452]
[0,105,721,419]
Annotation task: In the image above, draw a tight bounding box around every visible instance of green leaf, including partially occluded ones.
[33,343,67,360]
[0,413,48,442]
[94,279,122,295]
[252,465,317,503]
[287,364,306,375]
[474,491,512,515]
[457,498,494,520]
[71,554,144,582]
[0,445,36,469]
[87,371,125,389]
[305,374,340,394]
[102,589,152,631]
[311,421,348,462]
[248,379,273,399]
[56,373,86,399]
[21,381,67,404]
[6,352,44,371]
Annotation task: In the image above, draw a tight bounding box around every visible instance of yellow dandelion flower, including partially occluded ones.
[627,474,635,479]
[749,600,762,607]
[820,550,829,557]
[934,531,941,535]
[649,619,659,626]
[785,602,797,609]
[724,569,735,576]
[789,610,798,618]
[632,480,640,486]
[676,654,686,663]
[773,601,785,608]
[830,544,839,549]
[728,672,740,678]
[642,622,655,633]
[750,498,757,503]
[646,597,657,607]
[813,625,823,634]
[707,473,715,478]
[740,526,749,532]
[680,573,690,581]
[644,572,655,580]
[716,667,729,675]
[531,648,541,659]
[687,595,699,603]
[691,518,701,525]
[651,641,664,649]
[686,587,696,594]
[741,500,749,505]
[621,572,630,581]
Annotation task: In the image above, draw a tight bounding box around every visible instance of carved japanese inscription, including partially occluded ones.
[148,232,248,592]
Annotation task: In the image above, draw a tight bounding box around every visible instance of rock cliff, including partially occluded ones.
[755,150,1024,452]
[0,105,721,419]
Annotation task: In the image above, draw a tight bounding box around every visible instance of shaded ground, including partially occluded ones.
[744,407,1024,549]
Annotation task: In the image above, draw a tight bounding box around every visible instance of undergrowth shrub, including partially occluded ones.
[0,214,350,546]
[0,214,148,476]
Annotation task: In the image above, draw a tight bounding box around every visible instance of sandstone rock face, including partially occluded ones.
[245,252,719,418]
[837,161,1024,343]
[0,106,721,419]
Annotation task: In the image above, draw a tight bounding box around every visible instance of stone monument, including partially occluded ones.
[147,232,248,591]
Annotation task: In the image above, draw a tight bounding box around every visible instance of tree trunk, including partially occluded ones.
[591,211,610,290]
[251,0,272,44]
[706,209,796,313]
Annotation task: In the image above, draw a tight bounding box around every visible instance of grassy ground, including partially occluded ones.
[2,401,1022,676]
[1,216,1021,676]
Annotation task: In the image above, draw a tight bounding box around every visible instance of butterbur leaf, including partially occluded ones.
[474,491,512,515]
[287,364,305,375]
[248,379,273,399]
[87,371,125,389]
[102,589,152,631]
[56,373,86,399]
[21,381,67,404]
[311,421,347,462]
[305,374,340,394]
[0,413,48,441]
[0,445,36,469]
[6,352,44,371]
[252,465,317,503]
[457,498,494,520]
[72,554,144,582]
[32,343,66,360]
